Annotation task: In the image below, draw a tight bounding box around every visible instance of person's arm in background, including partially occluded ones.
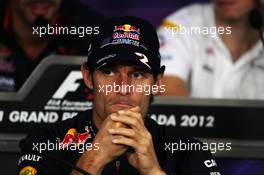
[260,0,264,16]
[157,8,195,97]
[260,0,264,32]
[161,75,188,96]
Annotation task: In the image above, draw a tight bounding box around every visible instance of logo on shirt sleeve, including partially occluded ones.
[18,154,42,165]
[19,166,37,175]
[204,159,217,168]
[210,172,221,175]
[58,126,92,148]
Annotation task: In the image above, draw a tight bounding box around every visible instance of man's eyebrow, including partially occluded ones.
[99,64,149,73]
[99,65,117,70]
[131,66,151,73]
[133,67,148,72]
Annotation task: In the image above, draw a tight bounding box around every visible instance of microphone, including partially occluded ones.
[249,8,264,46]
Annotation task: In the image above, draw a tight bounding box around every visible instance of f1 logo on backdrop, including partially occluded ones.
[52,71,82,99]
[45,70,92,113]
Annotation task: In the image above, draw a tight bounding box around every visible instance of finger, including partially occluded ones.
[110,114,140,130]
[108,128,136,138]
[112,121,128,128]
[108,114,129,128]
[117,109,144,127]
[112,137,150,154]
[112,136,136,148]
[118,109,142,121]
[129,106,140,112]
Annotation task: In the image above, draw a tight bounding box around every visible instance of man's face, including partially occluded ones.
[11,0,62,25]
[213,0,255,22]
[86,61,160,122]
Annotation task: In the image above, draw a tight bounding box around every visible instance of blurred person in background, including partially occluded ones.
[158,0,264,99]
[0,0,104,92]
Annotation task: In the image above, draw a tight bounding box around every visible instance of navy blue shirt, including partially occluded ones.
[17,110,220,175]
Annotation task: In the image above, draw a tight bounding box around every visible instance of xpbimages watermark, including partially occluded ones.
[32,24,100,37]
[98,82,166,95]
[163,23,231,37]
[32,140,100,154]
[164,140,232,154]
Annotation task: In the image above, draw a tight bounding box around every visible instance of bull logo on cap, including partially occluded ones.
[113,24,141,42]
[114,24,140,34]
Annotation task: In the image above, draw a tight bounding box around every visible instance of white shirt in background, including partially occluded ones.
[158,3,264,100]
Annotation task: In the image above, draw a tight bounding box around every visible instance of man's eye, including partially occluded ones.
[132,72,145,79]
[102,69,114,76]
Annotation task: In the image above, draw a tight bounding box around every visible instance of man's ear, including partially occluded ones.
[81,64,93,90]
[152,73,165,96]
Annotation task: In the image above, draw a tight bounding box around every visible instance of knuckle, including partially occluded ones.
[130,130,136,137]
[135,113,141,119]
[146,132,152,140]
[135,115,142,123]
[130,140,135,147]
[131,118,137,125]
[140,146,147,153]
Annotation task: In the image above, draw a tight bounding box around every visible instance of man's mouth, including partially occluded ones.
[26,0,55,16]
[29,3,51,16]
[216,0,237,9]
[113,102,132,108]
[110,100,135,110]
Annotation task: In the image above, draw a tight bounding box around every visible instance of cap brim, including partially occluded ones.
[95,52,153,73]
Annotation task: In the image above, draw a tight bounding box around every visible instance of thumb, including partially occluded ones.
[130,106,140,112]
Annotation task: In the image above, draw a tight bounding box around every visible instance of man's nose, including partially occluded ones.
[115,73,131,95]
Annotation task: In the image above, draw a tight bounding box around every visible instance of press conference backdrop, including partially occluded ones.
[1,56,264,174]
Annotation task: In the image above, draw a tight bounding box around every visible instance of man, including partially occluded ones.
[17,16,220,175]
[0,0,103,91]
[158,0,264,99]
